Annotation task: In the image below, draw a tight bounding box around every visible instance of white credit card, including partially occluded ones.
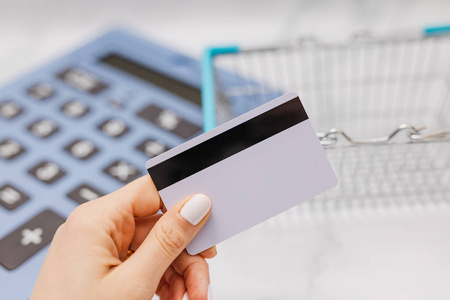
[146,92,338,254]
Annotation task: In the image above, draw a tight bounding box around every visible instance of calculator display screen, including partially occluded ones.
[100,54,201,106]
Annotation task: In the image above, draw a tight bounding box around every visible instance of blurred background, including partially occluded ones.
[2,0,450,84]
[0,0,449,299]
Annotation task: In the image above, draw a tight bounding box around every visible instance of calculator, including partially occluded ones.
[0,28,205,298]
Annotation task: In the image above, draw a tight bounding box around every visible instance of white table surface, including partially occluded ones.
[1,0,449,299]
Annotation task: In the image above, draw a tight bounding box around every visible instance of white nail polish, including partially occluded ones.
[208,284,213,300]
[182,292,189,300]
[180,194,212,226]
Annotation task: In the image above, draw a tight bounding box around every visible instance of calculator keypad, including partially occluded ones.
[0,139,26,160]
[28,161,66,185]
[0,210,65,270]
[0,94,200,275]
[0,184,29,210]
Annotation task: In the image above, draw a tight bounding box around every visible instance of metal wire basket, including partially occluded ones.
[201,27,450,209]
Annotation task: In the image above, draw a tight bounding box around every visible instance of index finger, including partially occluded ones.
[107,175,163,218]
[171,250,211,300]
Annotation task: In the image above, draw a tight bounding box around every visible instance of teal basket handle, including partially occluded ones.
[424,25,450,36]
[201,46,239,132]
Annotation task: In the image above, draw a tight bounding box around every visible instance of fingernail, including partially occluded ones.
[208,284,213,300]
[182,292,189,300]
[180,194,212,226]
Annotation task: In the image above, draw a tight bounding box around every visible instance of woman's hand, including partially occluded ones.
[31,176,214,300]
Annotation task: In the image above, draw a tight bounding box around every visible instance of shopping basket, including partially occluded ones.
[201,26,450,209]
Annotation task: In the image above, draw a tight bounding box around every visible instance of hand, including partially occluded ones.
[31,176,214,300]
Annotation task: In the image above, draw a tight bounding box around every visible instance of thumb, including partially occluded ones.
[121,193,212,282]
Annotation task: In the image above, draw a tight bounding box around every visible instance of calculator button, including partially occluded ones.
[57,68,108,94]
[28,161,66,185]
[156,110,180,131]
[0,209,65,270]
[108,98,125,108]
[64,139,98,160]
[67,184,104,205]
[98,118,129,138]
[136,139,169,157]
[61,100,89,118]
[28,119,59,138]
[138,105,180,131]
[103,160,141,184]
[27,83,55,100]
[0,139,25,160]
[0,184,29,210]
[0,101,23,119]
[137,104,201,138]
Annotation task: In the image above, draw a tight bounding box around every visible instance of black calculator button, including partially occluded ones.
[0,209,65,270]
[28,119,59,138]
[0,101,23,119]
[28,161,66,185]
[27,83,55,100]
[57,68,108,94]
[137,105,179,131]
[67,184,104,205]
[0,139,25,160]
[137,104,201,139]
[136,139,169,157]
[64,139,98,160]
[98,119,129,138]
[61,100,89,118]
[0,184,29,210]
[103,160,141,184]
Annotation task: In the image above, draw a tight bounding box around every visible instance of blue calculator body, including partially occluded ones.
[0,29,204,298]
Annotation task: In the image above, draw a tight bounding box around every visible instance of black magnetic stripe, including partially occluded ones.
[148,97,308,190]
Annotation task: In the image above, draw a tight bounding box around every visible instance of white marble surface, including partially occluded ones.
[0,0,449,299]
[209,203,450,299]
